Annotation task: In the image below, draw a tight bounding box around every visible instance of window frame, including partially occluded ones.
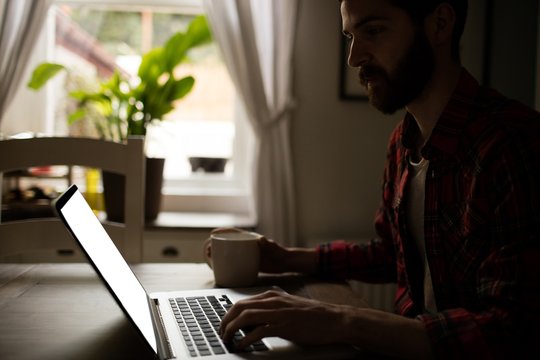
[47,0,256,216]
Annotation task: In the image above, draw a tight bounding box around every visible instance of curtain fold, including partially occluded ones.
[203,0,299,246]
[0,0,51,125]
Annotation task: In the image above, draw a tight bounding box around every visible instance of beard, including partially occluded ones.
[359,30,435,115]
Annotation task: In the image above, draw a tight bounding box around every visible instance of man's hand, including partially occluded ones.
[219,289,434,358]
[209,228,318,274]
[219,290,347,349]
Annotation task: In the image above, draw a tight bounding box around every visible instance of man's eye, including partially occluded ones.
[365,27,384,37]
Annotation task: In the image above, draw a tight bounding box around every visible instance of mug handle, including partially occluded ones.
[203,237,212,268]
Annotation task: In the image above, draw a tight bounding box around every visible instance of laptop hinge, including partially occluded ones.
[149,297,176,359]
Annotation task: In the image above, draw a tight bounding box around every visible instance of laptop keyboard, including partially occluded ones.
[169,295,269,357]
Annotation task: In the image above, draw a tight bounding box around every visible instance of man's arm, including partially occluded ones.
[258,237,318,274]
[219,290,433,359]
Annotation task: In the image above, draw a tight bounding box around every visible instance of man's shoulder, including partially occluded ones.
[468,88,539,143]
[466,89,540,164]
[477,88,540,131]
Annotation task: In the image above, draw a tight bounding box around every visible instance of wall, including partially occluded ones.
[293,0,398,245]
[291,0,494,245]
[537,3,540,111]
[485,0,538,108]
[538,3,540,111]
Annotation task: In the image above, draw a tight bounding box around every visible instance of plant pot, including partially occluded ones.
[102,157,165,222]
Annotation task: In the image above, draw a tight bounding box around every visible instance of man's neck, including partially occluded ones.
[406,63,463,149]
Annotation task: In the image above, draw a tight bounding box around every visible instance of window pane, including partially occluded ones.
[52,4,237,179]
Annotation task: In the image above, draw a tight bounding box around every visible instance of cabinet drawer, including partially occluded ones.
[143,230,208,262]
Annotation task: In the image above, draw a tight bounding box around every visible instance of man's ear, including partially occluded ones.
[425,3,456,46]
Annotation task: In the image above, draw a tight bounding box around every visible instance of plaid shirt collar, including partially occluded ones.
[401,68,480,161]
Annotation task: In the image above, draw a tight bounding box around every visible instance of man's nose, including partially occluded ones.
[347,39,370,68]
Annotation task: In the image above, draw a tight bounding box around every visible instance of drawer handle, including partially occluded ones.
[57,249,75,256]
[162,246,179,257]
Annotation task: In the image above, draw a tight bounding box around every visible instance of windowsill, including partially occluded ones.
[162,186,248,197]
[161,184,254,215]
[145,211,256,230]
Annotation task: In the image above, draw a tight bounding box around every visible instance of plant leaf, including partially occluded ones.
[68,91,110,103]
[185,15,212,49]
[27,63,66,90]
[67,108,86,125]
[169,76,195,102]
[138,48,164,81]
[163,15,212,72]
[68,90,90,101]
[163,32,185,72]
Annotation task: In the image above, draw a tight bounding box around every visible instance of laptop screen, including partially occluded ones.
[55,185,157,353]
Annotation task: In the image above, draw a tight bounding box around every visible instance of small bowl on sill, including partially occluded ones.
[188,157,228,173]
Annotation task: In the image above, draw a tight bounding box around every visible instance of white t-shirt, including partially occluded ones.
[406,157,437,314]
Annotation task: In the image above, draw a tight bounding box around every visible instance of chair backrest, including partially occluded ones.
[0,136,145,263]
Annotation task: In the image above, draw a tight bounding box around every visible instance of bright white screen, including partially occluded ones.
[61,190,157,352]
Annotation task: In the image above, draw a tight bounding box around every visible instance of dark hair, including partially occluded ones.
[388,0,468,62]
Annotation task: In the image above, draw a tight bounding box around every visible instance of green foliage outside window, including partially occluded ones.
[28,15,212,142]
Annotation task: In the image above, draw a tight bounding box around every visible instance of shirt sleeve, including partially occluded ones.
[316,236,396,283]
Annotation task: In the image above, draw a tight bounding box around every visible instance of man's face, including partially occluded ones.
[341,0,435,114]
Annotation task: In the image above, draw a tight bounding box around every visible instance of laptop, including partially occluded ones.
[54,185,361,359]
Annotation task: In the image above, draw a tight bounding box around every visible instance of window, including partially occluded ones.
[16,0,255,216]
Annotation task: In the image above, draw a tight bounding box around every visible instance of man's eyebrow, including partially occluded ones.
[354,16,388,29]
[354,15,388,28]
[342,15,388,36]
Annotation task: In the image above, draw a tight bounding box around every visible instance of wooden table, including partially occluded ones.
[0,263,367,360]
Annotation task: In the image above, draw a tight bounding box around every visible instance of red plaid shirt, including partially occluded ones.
[317,69,540,358]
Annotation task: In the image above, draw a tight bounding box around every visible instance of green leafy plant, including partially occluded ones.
[28,15,212,142]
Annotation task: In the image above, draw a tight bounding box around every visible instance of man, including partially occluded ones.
[218,0,540,358]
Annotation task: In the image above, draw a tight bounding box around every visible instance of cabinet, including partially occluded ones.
[143,229,209,263]
[143,212,256,263]
[1,166,255,263]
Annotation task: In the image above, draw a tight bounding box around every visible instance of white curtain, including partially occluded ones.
[203,0,299,246]
[0,0,51,125]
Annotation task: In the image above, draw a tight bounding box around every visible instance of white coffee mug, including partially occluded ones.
[203,231,261,287]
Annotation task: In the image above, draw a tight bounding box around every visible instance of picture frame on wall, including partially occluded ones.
[339,37,368,101]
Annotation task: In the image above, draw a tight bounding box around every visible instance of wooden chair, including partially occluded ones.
[0,136,145,263]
